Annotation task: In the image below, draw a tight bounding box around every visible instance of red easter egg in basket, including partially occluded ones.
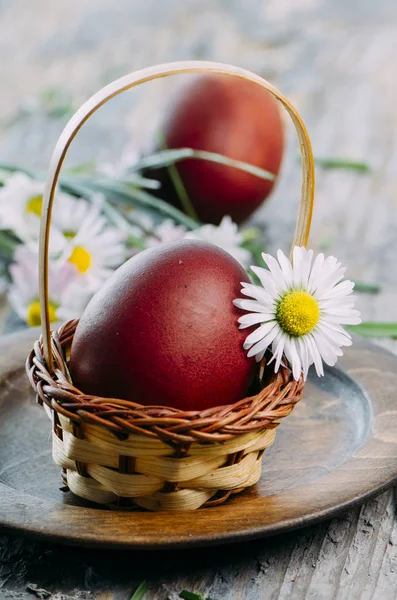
[69,240,256,411]
[147,73,285,224]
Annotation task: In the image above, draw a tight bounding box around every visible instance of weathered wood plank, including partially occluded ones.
[1,0,397,599]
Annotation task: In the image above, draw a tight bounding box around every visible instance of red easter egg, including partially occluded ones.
[148,73,284,224]
[69,240,256,411]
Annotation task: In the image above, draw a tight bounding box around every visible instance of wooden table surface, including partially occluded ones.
[1,1,397,598]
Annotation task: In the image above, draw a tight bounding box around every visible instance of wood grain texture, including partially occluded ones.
[1,0,397,599]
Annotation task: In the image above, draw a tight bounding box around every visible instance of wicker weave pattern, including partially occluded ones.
[26,320,304,510]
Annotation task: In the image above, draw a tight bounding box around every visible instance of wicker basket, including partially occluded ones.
[26,61,314,511]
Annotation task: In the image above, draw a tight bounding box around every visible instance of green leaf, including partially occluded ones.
[129,148,275,181]
[178,592,217,600]
[0,163,37,178]
[347,322,397,339]
[64,161,97,176]
[353,281,381,294]
[179,591,204,600]
[314,157,371,173]
[122,174,161,190]
[0,230,19,261]
[130,581,148,600]
[77,177,198,229]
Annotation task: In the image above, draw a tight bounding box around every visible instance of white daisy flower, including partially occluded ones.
[52,193,96,240]
[146,219,187,247]
[8,247,90,327]
[60,198,128,291]
[185,215,252,267]
[233,246,361,381]
[0,173,72,252]
[0,173,43,240]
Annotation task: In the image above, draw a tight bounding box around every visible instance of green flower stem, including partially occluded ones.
[157,132,200,222]
[78,177,198,229]
[167,159,200,221]
[130,581,148,600]
[314,157,371,173]
[353,281,381,294]
[347,322,397,339]
[129,148,275,181]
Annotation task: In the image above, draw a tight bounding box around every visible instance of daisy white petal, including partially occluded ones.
[271,331,286,372]
[318,279,355,300]
[246,323,279,360]
[244,321,278,349]
[318,296,356,310]
[233,298,269,313]
[312,330,342,366]
[307,253,325,292]
[284,337,302,381]
[277,249,293,287]
[292,246,314,287]
[250,266,280,297]
[297,336,310,380]
[321,307,362,322]
[240,283,274,306]
[261,252,287,291]
[311,259,346,298]
[319,320,353,343]
[317,322,352,348]
[306,334,324,377]
[238,312,275,329]
[292,246,304,288]
[300,248,314,288]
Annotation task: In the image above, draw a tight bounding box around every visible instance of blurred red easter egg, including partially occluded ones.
[70,240,256,411]
[148,73,284,224]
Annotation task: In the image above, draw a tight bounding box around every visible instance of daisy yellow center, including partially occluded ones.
[27,300,57,327]
[276,290,320,337]
[64,230,76,239]
[68,246,91,273]
[26,195,43,217]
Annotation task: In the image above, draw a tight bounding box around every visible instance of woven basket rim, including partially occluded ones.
[27,319,305,445]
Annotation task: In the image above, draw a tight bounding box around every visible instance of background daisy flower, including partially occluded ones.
[146,219,187,247]
[234,246,361,381]
[60,198,128,291]
[0,173,44,242]
[0,173,73,253]
[8,247,90,327]
[185,215,252,267]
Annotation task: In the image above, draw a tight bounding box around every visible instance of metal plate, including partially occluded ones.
[1,328,396,549]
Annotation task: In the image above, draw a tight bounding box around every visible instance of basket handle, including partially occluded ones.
[39,60,315,371]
